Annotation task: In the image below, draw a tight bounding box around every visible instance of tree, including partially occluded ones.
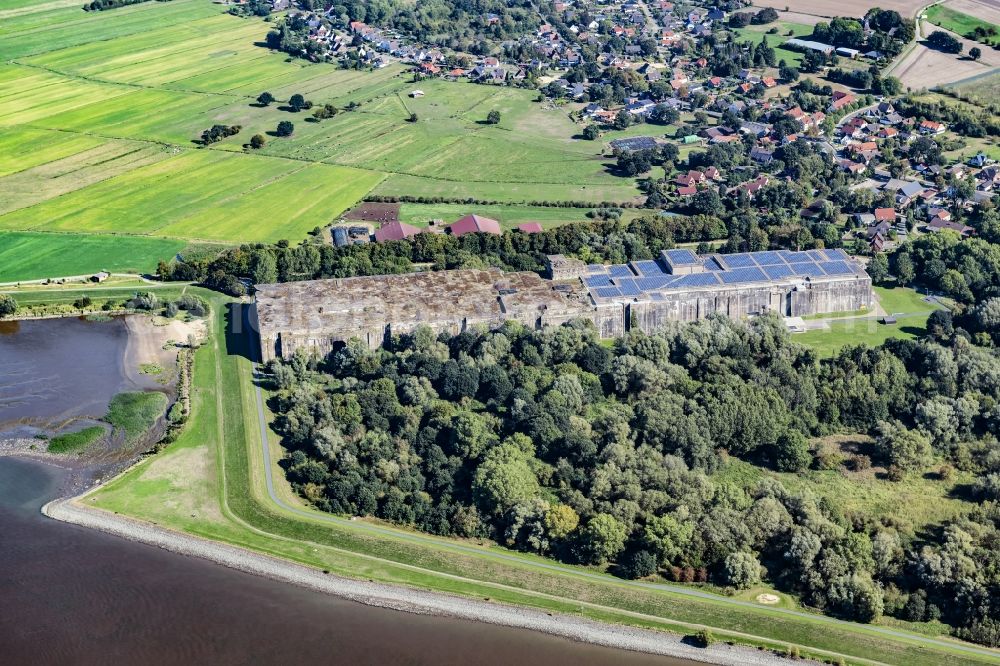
[970,47,982,61]
[779,63,800,82]
[256,91,274,106]
[544,504,580,540]
[288,93,310,112]
[875,421,931,472]
[773,431,811,472]
[927,30,962,54]
[690,189,724,216]
[722,551,762,589]
[312,104,338,121]
[618,550,657,579]
[0,294,17,316]
[893,251,915,285]
[472,438,539,515]
[276,121,294,137]
[486,109,501,125]
[407,112,418,123]
[575,513,627,564]
[582,124,600,140]
[613,109,631,130]
[867,253,889,284]
[249,134,266,150]
[249,251,278,284]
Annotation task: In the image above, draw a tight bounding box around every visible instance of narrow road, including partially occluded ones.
[244,312,1000,662]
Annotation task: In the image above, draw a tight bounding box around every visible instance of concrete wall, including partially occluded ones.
[258,275,874,361]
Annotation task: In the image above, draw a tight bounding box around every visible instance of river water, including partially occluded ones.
[0,458,687,665]
[0,317,131,435]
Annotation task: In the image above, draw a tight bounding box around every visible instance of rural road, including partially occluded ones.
[246,321,1000,662]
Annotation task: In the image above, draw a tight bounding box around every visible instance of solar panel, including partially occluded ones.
[615,279,642,296]
[585,275,613,287]
[764,264,795,280]
[594,286,621,298]
[807,250,827,262]
[673,272,720,288]
[720,267,767,284]
[664,249,699,265]
[632,260,667,275]
[703,258,725,271]
[635,276,673,291]
[587,264,607,273]
[609,264,635,278]
[793,263,825,278]
[784,251,814,264]
[750,251,785,266]
[819,261,853,275]
[723,253,756,268]
[823,248,849,261]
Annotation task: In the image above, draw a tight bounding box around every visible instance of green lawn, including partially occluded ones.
[398,203,597,230]
[0,231,191,282]
[794,286,941,357]
[80,290,1000,666]
[925,5,999,46]
[733,22,814,67]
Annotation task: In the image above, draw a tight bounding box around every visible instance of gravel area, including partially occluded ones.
[45,499,803,666]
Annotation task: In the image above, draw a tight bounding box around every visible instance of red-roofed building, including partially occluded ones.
[516,222,543,234]
[874,208,896,222]
[448,214,502,237]
[374,221,422,243]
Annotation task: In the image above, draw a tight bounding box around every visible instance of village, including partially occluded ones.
[235,0,995,261]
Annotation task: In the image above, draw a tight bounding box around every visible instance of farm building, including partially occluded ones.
[785,38,834,55]
[254,250,873,361]
[448,214,502,236]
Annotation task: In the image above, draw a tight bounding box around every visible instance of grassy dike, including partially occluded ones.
[85,290,1000,666]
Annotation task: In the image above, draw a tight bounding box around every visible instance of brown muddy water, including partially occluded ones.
[1,461,693,665]
[0,317,135,437]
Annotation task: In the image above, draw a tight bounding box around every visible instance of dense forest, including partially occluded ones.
[267,313,1000,644]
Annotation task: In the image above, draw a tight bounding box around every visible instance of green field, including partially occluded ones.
[0,0,647,280]
[794,286,941,356]
[0,231,192,282]
[81,291,1000,666]
[734,22,814,67]
[398,203,598,230]
[925,5,999,46]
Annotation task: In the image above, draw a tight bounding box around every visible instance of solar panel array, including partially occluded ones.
[584,249,861,301]
[664,249,700,265]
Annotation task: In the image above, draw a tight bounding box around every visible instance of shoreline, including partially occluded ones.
[43,497,801,666]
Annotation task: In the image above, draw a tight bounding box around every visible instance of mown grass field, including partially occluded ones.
[0,0,646,281]
[398,203,597,230]
[794,286,941,356]
[925,4,1000,45]
[82,291,1000,666]
[0,231,189,282]
[733,22,814,67]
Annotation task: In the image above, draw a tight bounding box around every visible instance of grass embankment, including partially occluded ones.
[105,391,167,442]
[86,290,1000,666]
[47,426,105,454]
[795,286,941,356]
[0,282,190,317]
[925,5,999,46]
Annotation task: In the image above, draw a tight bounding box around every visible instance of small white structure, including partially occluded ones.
[409,89,424,98]
[784,316,807,333]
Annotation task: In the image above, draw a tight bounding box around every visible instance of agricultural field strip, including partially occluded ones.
[1,150,311,233]
[0,0,220,60]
